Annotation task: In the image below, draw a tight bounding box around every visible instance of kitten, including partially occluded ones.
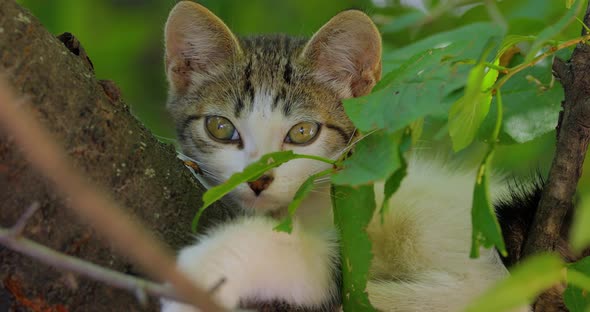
[161,2,528,311]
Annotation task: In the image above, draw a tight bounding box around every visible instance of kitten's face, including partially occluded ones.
[165,2,381,214]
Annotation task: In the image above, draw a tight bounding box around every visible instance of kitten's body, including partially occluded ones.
[162,156,514,311]
[161,2,526,311]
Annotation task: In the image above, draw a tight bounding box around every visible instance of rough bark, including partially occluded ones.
[0,1,233,311]
[515,2,590,312]
[523,2,590,258]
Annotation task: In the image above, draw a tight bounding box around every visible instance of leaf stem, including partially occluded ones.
[492,33,590,91]
[491,89,503,144]
[292,153,336,165]
[484,62,509,71]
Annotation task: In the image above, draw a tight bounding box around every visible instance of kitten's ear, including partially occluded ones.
[301,10,381,98]
[165,1,241,94]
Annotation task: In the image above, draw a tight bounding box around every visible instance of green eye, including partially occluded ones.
[285,122,320,145]
[206,116,240,142]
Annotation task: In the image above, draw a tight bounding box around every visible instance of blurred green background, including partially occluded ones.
[15,0,590,189]
[16,0,375,138]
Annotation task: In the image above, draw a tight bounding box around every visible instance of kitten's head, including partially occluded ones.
[164,1,381,214]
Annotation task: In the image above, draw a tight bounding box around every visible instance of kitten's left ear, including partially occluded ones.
[164,1,242,95]
[301,10,382,98]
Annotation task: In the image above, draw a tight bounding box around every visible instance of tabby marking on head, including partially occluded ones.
[164,1,381,215]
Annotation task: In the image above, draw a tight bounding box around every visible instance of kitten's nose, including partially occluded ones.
[248,175,274,196]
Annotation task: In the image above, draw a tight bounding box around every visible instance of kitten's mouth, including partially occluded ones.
[232,190,287,215]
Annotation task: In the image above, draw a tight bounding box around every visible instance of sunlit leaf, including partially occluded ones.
[409,118,424,144]
[332,184,377,312]
[449,41,499,151]
[565,257,590,312]
[470,149,507,258]
[344,23,504,134]
[571,193,590,251]
[465,254,564,312]
[332,130,400,186]
[566,0,575,8]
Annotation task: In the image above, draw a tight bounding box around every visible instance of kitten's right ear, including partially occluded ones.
[165,1,241,94]
[301,10,381,98]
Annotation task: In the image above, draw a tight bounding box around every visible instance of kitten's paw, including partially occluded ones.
[161,216,340,311]
[160,300,199,312]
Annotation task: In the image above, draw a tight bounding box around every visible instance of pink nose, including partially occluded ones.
[248,175,274,196]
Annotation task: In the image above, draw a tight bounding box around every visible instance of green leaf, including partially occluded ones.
[380,130,411,217]
[571,193,590,251]
[332,130,400,186]
[192,151,333,231]
[332,184,377,312]
[524,0,583,62]
[496,35,536,59]
[274,168,333,233]
[470,149,507,258]
[409,118,424,144]
[566,0,575,8]
[344,23,504,134]
[383,23,504,70]
[380,10,425,34]
[565,257,590,312]
[449,40,499,151]
[479,65,563,144]
[465,254,564,312]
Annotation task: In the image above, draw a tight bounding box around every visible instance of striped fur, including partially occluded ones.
[161,2,526,312]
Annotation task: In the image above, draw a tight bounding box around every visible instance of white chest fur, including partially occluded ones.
[161,157,528,312]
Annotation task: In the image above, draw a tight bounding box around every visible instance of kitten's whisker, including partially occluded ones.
[153,134,178,143]
[330,129,377,161]
[345,128,358,147]
[247,197,260,211]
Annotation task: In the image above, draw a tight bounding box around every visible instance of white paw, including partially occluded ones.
[161,216,339,311]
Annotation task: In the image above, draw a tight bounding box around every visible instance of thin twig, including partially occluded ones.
[8,201,40,237]
[492,33,590,91]
[0,79,224,311]
[0,227,181,302]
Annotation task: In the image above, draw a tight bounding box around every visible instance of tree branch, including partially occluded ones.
[0,0,233,310]
[523,0,590,258]
[0,227,181,305]
[0,78,224,311]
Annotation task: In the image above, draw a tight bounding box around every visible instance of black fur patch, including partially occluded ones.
[494,176,545,267]
[178,114,201,142]
[283,60,293,85]
[244,79,255,103]
[235,97,245,117]
[325,123,352,144]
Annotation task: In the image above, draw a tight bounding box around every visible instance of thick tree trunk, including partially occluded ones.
[523,5,590,259]
[0,1,232,311]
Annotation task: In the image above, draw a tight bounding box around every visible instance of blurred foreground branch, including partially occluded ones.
[0,205,181,305]
[0,77,223,311]
[0,0,232,310]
